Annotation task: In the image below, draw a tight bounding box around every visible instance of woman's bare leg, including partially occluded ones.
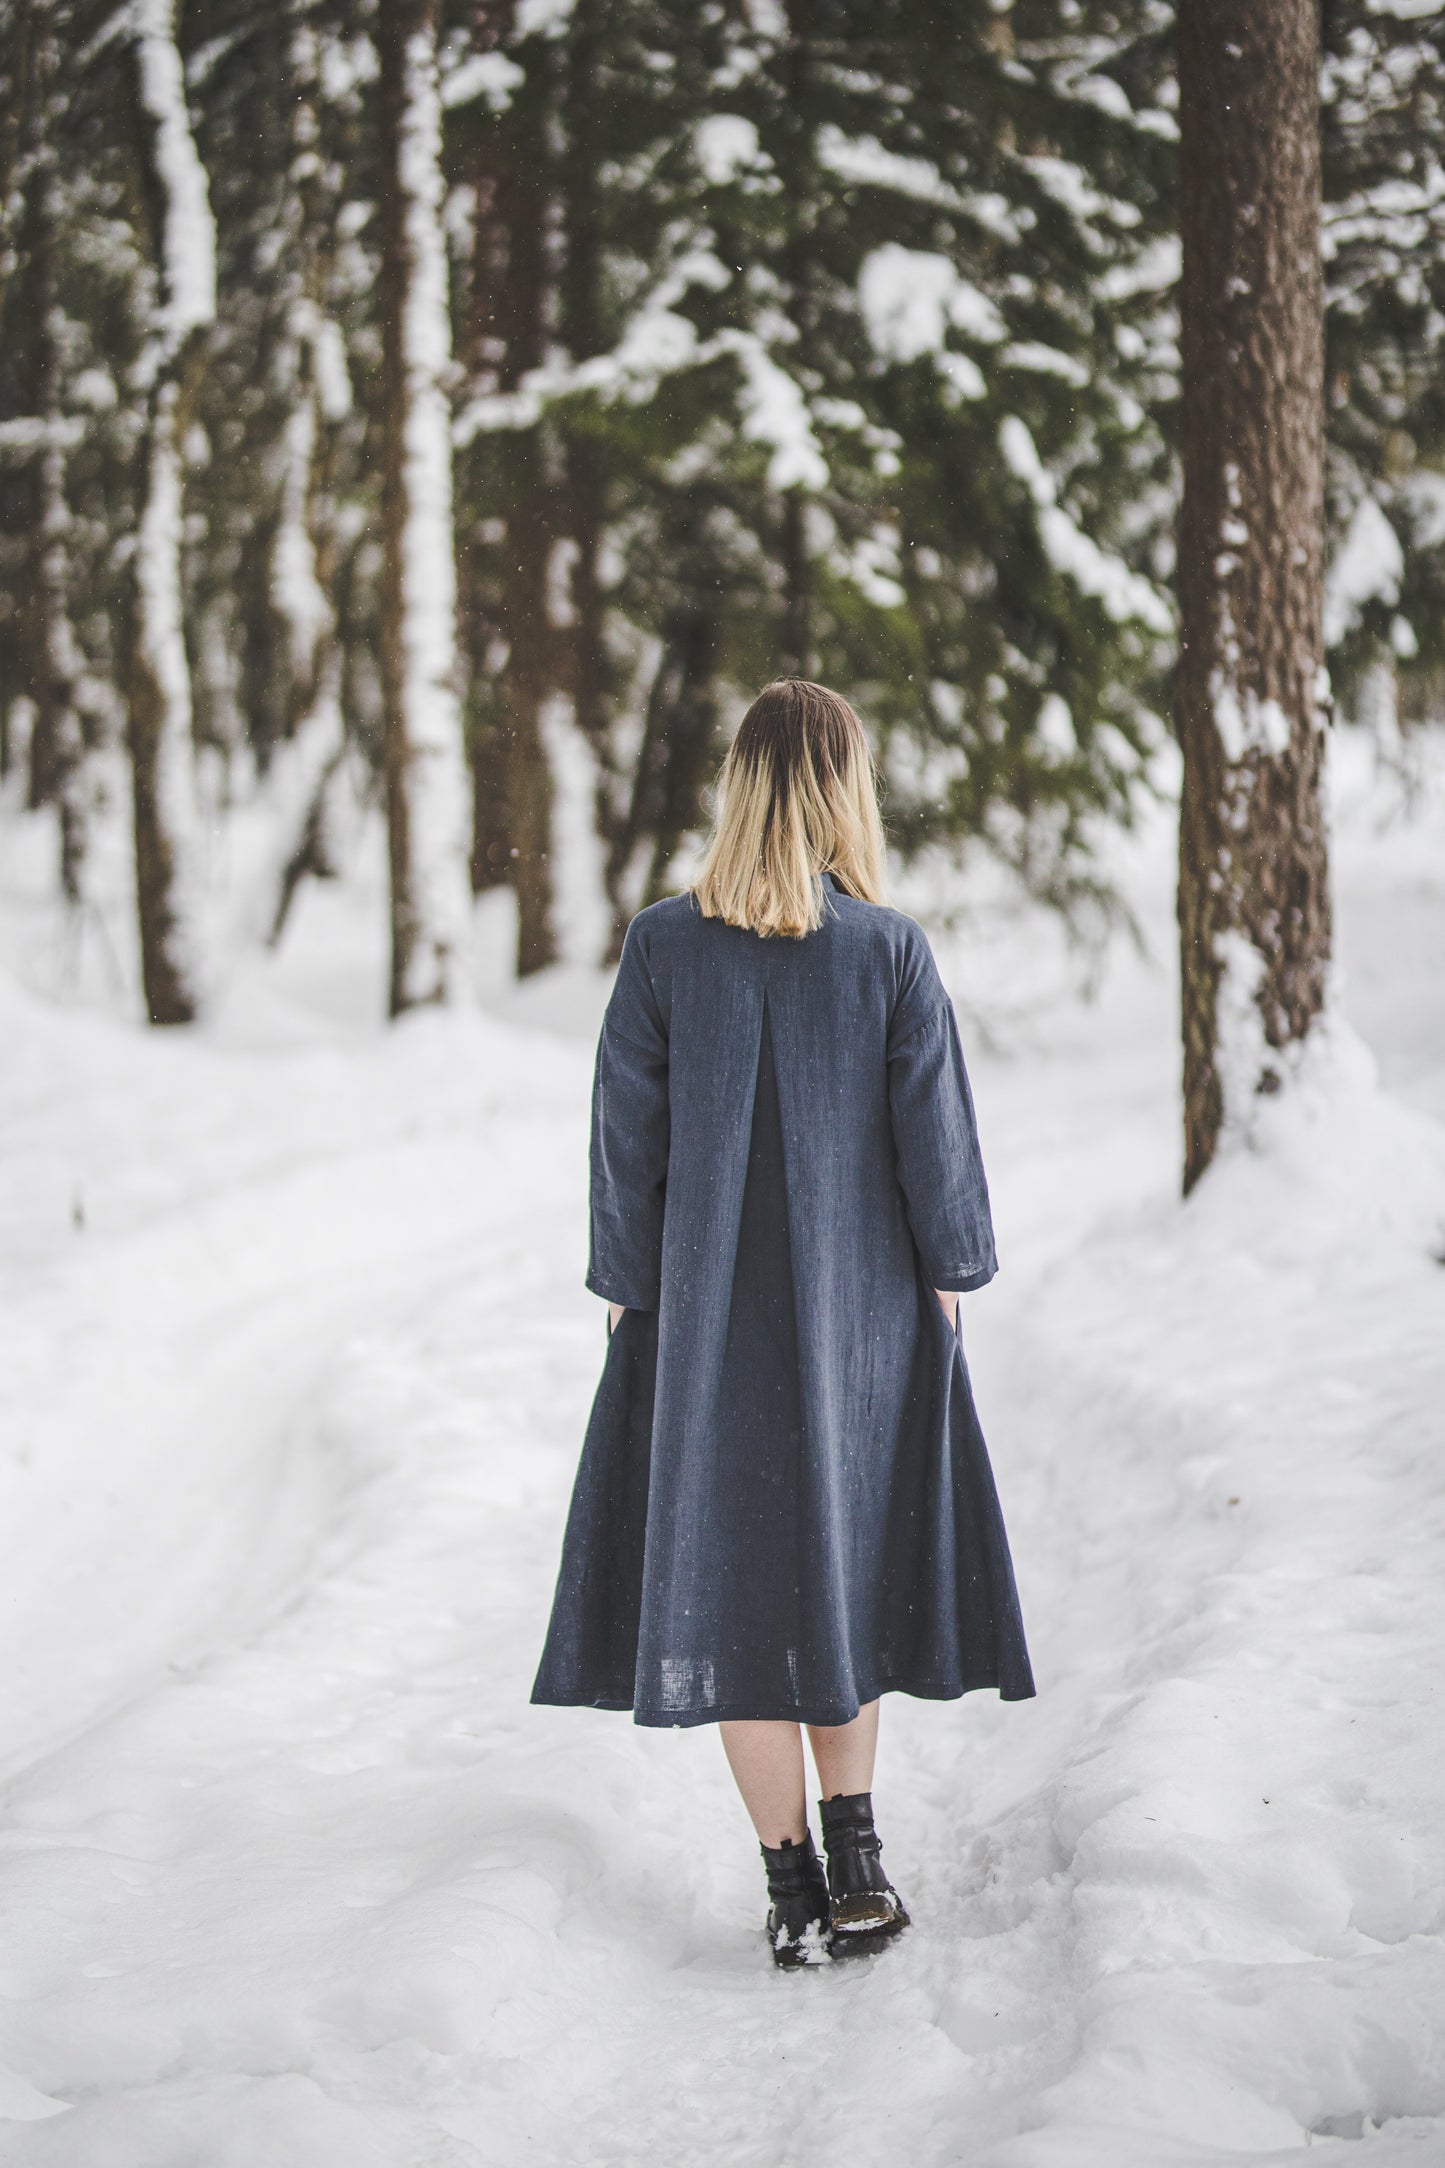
[806,1699,880,1801]
[719,1720,809,1848]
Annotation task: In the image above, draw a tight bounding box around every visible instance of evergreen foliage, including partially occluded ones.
[1320,0,1445,729]
[0,0,1440,1004]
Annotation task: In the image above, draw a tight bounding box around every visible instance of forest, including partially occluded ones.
[2,0,1442,1020]
[4,5,1445,2156]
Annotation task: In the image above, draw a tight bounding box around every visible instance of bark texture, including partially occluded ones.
[457,0,514,901]
[459,38,556,974]
[496,116,556,977]
[560,0,609,771]
[1176,0,1331,1193]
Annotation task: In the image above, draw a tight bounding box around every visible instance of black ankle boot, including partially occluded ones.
[819,1792,910,1956]
[760,1831,832,1969]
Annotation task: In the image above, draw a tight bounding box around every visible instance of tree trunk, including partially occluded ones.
[639,607,720,908]
[127,0,217,1024]
[377,0,475,1016]
[601,594,720,958]
[499,434,557,974]
[15,10,83,890]
[494,98,556,977]
[456,0,514,900]
[129,375,201,1024]
[1175,0,1331,1192]
[560,0,609,761]
[263,24,353,938]
[780,491,811,679]
[457,23,556,973]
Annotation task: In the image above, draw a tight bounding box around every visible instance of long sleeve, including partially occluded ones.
[586,918,671,1309]
[887,944,997,1294]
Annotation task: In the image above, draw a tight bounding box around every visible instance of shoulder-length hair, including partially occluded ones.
[693,678,888,939]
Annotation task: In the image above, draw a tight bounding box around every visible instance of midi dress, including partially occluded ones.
[532,874,1035,1727]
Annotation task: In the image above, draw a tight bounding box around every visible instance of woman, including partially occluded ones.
[533,679,1034,1969]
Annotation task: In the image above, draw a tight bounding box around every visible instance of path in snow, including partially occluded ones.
[1,733,1444,2164]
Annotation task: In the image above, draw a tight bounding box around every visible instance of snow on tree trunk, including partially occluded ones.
[1175,0,1332,1193]
[377,0,475,1017]
[128,0,216,1025]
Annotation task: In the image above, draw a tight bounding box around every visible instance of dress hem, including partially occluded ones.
[531,1669,1036,1728]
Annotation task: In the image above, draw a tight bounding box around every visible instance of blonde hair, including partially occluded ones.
[693,679,888,938]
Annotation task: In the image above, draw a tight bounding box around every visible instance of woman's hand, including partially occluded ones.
[934,1288,959,1327]
[608,1302,627,1331]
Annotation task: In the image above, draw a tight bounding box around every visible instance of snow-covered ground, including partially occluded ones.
[1,728,1443,2166]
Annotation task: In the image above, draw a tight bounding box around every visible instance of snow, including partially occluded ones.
[0,415,86,451]
[1403,469,1445,552]
[537,695,612,968]
[1021,153,1140,231]
[453,251,733,439]
[1001,340,1090,387]
[440,49,525,113]
[731,337,829,492]
[1098,234,1181,303]
[859,244,1005,361]
[837,523,906,611]
[133,0,217,350]
[271,394,329,677]
[816,126,966,212]
[1325,497,1406,648]
[1205,471,1302,764]
[514,0,576,35]
[392,24,476,1006]
[694,113,763,186]
[303,307,353,425]
[1035,693,1076,761]
[1212,683,1295,764]
[2,726,1445,2162]
[1211,922,1273,1132]
[999,416,1174,636]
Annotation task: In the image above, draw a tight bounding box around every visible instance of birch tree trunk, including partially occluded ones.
[1176,0,1332,1192]
[377,0,474,1016]
[128,0,216,1025]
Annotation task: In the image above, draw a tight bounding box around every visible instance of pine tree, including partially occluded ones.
[185,0,380,942]
[6,0,1440,1014]
[1175,0,1330,1191]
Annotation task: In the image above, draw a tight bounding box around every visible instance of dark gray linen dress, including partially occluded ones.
[532,874,1035,1726]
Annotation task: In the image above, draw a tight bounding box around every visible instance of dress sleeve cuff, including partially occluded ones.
[925,1258,998,1294]
[585,1264,659,1309]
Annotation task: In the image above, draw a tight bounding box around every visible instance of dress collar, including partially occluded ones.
[820,870,839,893]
